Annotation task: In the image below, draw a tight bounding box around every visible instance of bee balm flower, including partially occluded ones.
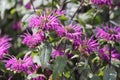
[96,26,120,42]
[79,37,99,55]
[22,31,45,48]
[99,45,120,61]
[65,24,82,40]
[92,0,113,5]
[4,54,38,74]
[0,35,12,59]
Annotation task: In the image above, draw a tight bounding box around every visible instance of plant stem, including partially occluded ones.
[71,0,84,20]
[61,0,67,10]
[107,7,112,67]
[52,0,54,10]
[91,10,99,25]
[30,0,36,13]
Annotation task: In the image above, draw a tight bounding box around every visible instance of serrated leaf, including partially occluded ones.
[53,56,67,80]
[103,66,117,80]
[39,42,52,69]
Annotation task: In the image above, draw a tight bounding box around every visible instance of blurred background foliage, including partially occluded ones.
[0,0,120,80]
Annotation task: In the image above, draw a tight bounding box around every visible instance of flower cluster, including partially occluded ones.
[22,31,45,48]
[0,35,12,59]
[12,21,22,31]
[96,26,120,42]
[79,37,99,55]
[52,49,64,58]
[92,0,113,5]
[99,45,120,61]
[29,9,63,31]
[4,54,38,74]
[65,24,82,40]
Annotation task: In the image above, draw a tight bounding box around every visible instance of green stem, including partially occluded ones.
[30,0,36,13]
[71,0,84,20]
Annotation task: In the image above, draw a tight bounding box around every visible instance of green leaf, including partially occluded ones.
[53,56,67,80]
[27,74,40,80]
[64,71,70,78]
[59,15,68,21]
[111,59,120,67]
[39,42,52,69]
[27,73,44,80]
[103,66,117,80]
[10,8,16,14]
[33,55,41,65]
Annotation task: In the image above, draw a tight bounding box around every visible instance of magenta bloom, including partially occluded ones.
[92,0,113,5]
[29,16,41,28]
[12,21,22,31]
[55,25,65,37]
[79,37,99,55]
[0,35,12,59]
[4,54,38,74]
[31,75,45,80]
[22,31,45,48]
[55,9,65,16]
[96,26,120,42]
[25,3,31,9]
[29,10,62,31]
[66,53,74,59]
[40,13,61,30]
[52,49,64,58]
[65,24,82,40]
[99,45,120,61]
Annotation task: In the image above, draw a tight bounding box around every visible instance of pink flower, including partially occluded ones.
[12,21,22,31]
[92,0,113,5]
[55,9,65,16]
[29,16,41,28]
[96,26,120,42]
[78,37,99,55]
[4,54,39,74]
[29,9,63,31]
[52,49,64,58]
[22,31,45,48]
[99,45,120,61]
[0,35,12,59]
[65,24,82,40]
[25,3,31,9]
[55,25,65,37]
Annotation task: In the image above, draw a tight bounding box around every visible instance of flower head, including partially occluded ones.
[22,31,45,48]
[25,3,31,9]
[0,35,12,59]
[79,37,99,55]
[55,25,65,37]
[29,9,62,31]
[65,24,82,40]
[12,21,22,31]
[55,9,65,16]
[99,45,120,61]
[92,0,113,5]
[52,49,64,58]
[4,54,38,74]
[29,16,41,28]
[96,26,120,42]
